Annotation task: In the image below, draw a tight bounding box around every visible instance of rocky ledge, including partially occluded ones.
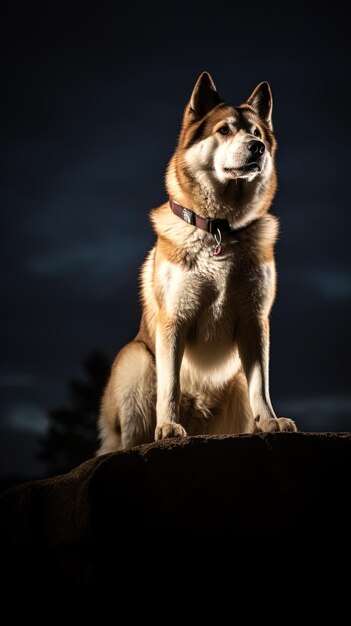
[1,432,351,586]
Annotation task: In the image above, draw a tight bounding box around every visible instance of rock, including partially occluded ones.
[1,432,351,586]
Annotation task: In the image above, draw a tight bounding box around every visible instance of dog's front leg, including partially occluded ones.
[154,312,187,441]
[237,317,297,432]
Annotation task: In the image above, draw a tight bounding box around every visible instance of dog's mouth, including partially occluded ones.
[224,162,261,175]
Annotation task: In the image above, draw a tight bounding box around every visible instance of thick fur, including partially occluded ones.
[98,72,296,454]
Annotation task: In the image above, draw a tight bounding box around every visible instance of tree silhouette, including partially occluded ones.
[39,350,110,476]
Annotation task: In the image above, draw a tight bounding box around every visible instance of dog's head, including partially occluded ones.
[178,72,276,185]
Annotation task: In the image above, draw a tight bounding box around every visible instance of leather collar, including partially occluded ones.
[169,197,257,236]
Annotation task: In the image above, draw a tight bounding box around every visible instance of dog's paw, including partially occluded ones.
[276,417,298,432]
[256,416,297,433]
[155,422,187,441]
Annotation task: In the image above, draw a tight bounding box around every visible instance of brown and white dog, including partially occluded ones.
[97,71,296,454]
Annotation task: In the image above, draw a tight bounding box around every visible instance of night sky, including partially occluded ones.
[1,2,350,479]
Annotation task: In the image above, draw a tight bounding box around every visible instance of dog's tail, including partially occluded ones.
[96,418,122,456]
[96,383,122,455]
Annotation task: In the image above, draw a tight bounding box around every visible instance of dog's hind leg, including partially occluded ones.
[97,341,156,453]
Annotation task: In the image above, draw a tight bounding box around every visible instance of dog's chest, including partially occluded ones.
[197,251,232,314]
[157,240,275,328]
[192,252,237,344]
[158,248,236,325]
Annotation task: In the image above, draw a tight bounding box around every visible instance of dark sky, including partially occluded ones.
[1,2,350,478]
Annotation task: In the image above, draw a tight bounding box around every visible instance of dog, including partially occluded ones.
[97,71,297,454]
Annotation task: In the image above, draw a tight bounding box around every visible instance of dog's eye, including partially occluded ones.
[218,125,230,135]
[253,128,261,138]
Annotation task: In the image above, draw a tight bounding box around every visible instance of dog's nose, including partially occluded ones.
[247,140,265,157]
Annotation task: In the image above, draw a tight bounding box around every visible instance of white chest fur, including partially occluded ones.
[155,246,275,389]
[157,246,234,319]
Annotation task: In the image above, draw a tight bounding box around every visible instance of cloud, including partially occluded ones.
[27,235,150,289]
[1,404,49,435]
[281,267,351,301]
[303,269,351,299]
[0,374,39,387]
[276,395,351,431]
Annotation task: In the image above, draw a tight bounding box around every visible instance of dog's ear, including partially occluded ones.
[190,72,221,118]
[247,81,273,128]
